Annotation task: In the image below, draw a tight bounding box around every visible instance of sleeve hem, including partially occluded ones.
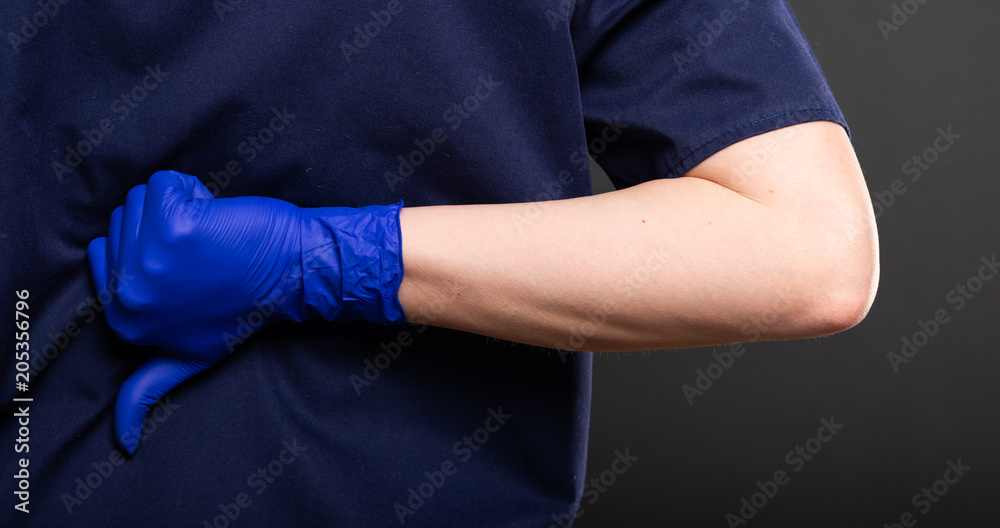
[657,108,849,180]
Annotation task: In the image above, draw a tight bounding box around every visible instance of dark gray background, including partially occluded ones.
[580,1,999,526]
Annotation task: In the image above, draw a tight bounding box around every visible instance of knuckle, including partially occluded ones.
[148,170,176,188]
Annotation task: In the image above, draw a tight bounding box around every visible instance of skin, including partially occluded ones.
[89,120,878,453]
[396,121,880,352]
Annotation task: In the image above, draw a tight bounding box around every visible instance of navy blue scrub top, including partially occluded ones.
[0,0,847,526]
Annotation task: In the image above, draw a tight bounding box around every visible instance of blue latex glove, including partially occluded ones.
[86,171,405,454]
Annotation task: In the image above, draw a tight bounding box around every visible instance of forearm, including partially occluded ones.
[397,130,878,352]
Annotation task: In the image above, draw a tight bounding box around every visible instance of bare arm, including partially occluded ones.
[396,121,879,352]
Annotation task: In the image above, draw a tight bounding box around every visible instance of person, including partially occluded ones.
[1,0,878,526]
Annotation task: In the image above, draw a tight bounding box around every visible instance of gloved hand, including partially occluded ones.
[87,170,405,454]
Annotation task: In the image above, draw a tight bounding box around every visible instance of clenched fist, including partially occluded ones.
[88,171,405,454]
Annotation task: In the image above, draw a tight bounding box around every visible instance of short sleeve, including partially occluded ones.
[571,0,848,187]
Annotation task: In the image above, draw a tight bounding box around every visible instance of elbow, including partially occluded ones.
[810,271,879,337]
[799,211,881,338]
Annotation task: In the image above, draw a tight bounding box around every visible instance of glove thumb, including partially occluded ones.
[114,354,207,455]
[148,169,215,206]
[143,170,217,231]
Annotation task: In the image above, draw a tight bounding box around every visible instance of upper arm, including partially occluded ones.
[683,120,880,327]
[683,121,864,211]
